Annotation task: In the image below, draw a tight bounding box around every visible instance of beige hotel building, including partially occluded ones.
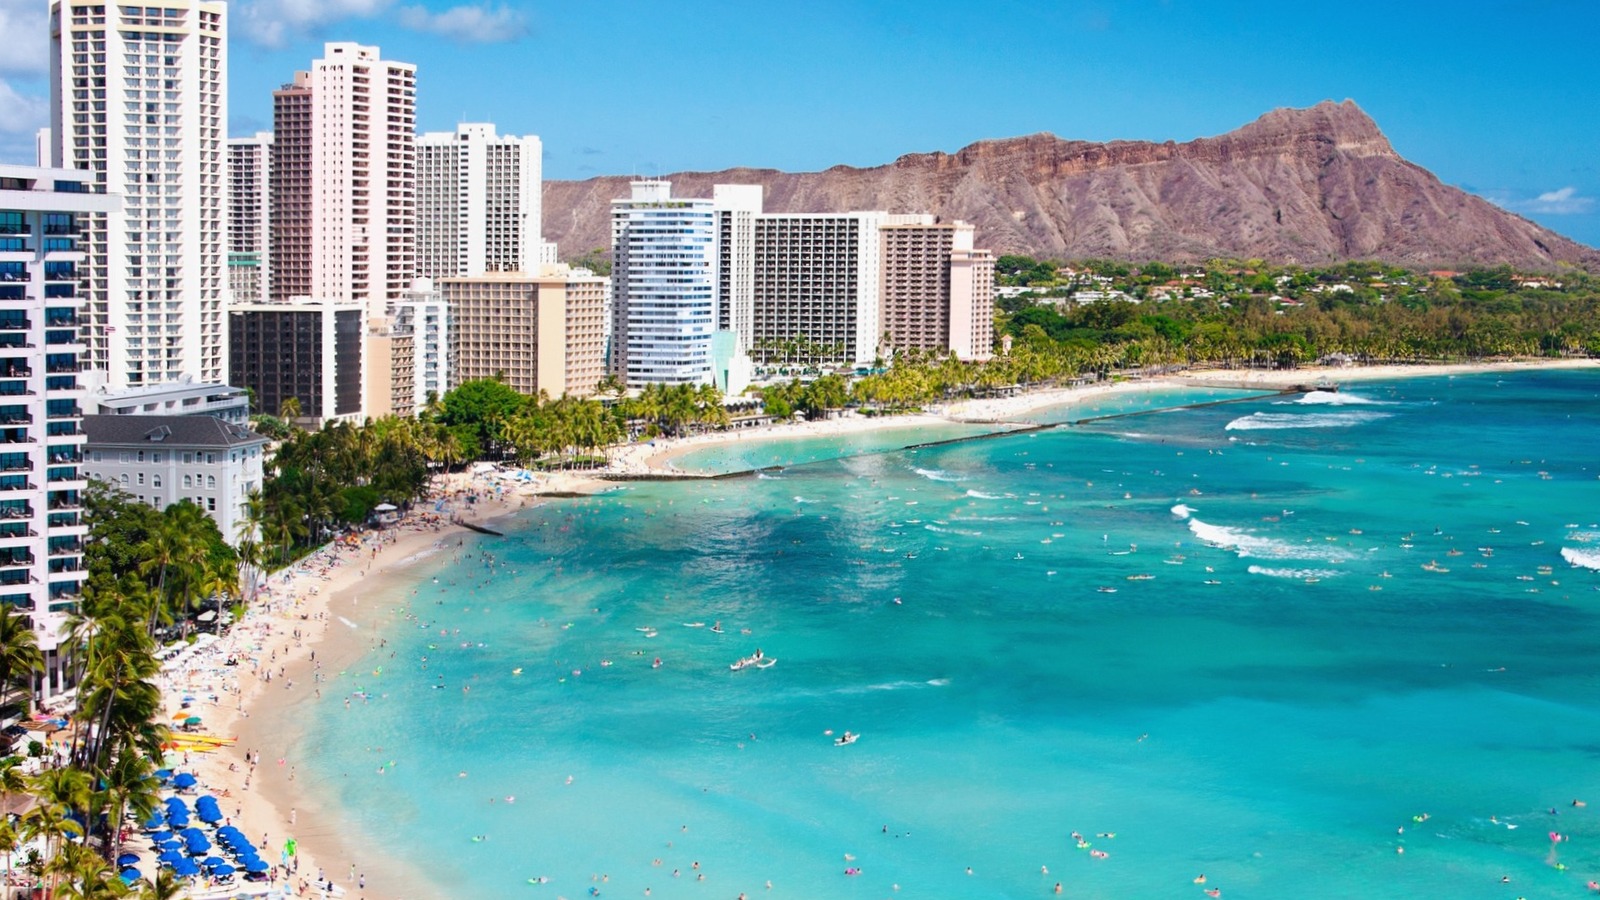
[444,264,609,399]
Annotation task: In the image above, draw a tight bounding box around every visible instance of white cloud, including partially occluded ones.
[233,0,395,48]
[0,78,48,135]
[1502,186,1595,216]
[396,3,529,43]
[0,1,48,75]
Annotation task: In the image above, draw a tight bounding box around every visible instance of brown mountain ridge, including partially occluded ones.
[542,100,1598,271]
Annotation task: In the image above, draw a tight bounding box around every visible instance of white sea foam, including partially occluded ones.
[925,524,982,536]
[1188,517,1355,562]
[1560,547,1600,570]
[965,489,1013,500]
[1246,565,1345,579]
[1171,504,1195,519]
[756,472,783,480]
[914,467,966,483]
[1293,390,1384,406]
[338,616,359,629]
[1224,411,1393,431]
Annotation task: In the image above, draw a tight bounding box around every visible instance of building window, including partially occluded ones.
[206,453,215,464]
[92,451,102,462]
[183,474,192,488]
[152,452,162,463]
[137,473,144,485]
[152,475,161,488]
[119,474,128,486]
[206,497,215,511]
[136,450,145,462]
[182,452,192,464]
[206,475,215,489]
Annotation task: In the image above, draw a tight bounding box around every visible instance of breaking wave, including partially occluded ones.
[1225,411,1393,431]
[1171,504,1195,519]
[1188,517,1355,562]
[1246,565,1345,579]
[1291,391,1385,406]
[1560,547,1600,571]
[914,467,966,483]
[965,489,1013,500]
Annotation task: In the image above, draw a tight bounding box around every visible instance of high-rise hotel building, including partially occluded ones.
[880,218,994,361]
[226,132,271,303]
[269,42,416,317]
[0,165,114,699]
[752,211,886,368]
[610,181,717,387]
[48,0,228,388]
[417,123,550,279]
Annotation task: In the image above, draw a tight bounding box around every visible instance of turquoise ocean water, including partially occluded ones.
[299,371,1600,899]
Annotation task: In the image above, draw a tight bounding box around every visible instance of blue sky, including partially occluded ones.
[2,0,1596,249]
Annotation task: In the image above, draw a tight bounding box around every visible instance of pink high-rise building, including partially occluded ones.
[269,43,417,318]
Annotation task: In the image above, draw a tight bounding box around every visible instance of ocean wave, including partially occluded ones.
[1189,517,1355,562]
[965,489,1014,500]
[756,472,783,480]
[925,524,982,536]
[1224,411,1393,431]
[914,467,966,483]
[1171,504,1195,519]
[1292,390,1385,406]
[1560,547,1600,570]
[1566,531,1600,544]
[1246,565,1345,579]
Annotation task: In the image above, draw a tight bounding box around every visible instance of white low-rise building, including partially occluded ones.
[82,414,267,546]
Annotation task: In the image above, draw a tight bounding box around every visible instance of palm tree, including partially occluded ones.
[0,604,43,714]
[23,769,88,897]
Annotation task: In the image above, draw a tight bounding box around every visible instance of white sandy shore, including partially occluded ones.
[141,474,529,900]
[138,355,1592,898]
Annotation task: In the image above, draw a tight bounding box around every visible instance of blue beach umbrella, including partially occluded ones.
[196,806,222,824]
[184,835,210,854]
[141,811,164,829]
[163,795,187,806]
[148,830,173,843]
[172,858,201,877]
[116,852,140,867]
[172,772,197,789]
[211,863,235,877]
[156,839,182,851]
[202,856,227,869]
[241,857,269,873]
[157,850,184,866]
[119,868,141,883]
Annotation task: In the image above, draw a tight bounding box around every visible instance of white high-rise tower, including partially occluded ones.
[417,123,550,279]
[610,181,717,387]
[49,0,229,388]
[227,132,272,303]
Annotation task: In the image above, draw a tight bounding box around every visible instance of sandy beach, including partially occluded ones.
[150,355,1592,899]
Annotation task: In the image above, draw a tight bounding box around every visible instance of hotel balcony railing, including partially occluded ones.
[0,320,28,331]
[0,525,36,538]
[48,541,82,556]
[0,415,30,427]
[46,497,77,511]
[0,554,35,568]
[0,480,35,492]
[44,407,80,419]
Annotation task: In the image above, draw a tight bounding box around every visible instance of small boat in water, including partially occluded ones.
[835,731,859,746]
